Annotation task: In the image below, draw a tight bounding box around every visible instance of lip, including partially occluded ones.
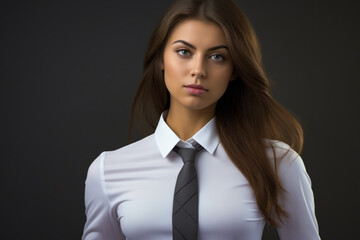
[184,84,208,95]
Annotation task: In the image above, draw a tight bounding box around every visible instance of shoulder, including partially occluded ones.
[264,139,301,166]
[264,139,308,179]
[85,133,158,189]
[88,134,159,173]
[105,133,155,155]
[264,141,313,204]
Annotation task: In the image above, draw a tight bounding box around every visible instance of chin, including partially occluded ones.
[182,100,216,111]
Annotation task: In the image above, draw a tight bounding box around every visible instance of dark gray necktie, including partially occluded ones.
[172,144,203,240]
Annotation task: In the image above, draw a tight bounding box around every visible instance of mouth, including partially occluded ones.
[184,84,208,95]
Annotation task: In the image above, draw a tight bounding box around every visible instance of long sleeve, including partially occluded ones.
[275,149,320,240]
[82,153,126,240]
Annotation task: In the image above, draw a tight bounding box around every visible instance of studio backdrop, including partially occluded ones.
[2,0,360,239]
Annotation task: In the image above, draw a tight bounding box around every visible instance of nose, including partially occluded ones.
[190,56,207,79]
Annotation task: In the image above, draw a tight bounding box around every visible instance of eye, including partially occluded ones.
[210,54,225,62]
[177,49,191,56]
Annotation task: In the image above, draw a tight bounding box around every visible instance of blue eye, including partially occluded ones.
[211,54,225,61]
[177,49,191,56]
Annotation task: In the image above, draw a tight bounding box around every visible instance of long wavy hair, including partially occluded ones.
[129,0,303,227]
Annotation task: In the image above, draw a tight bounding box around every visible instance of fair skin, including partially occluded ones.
[162,18,236,140]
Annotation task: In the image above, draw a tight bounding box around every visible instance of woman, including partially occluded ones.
[82,0,320,239]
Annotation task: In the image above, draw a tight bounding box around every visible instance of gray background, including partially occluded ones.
[2,0,359,239]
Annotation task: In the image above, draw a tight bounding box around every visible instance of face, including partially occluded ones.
[162,18,236,113]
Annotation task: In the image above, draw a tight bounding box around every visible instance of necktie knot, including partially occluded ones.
[173,146,202,163]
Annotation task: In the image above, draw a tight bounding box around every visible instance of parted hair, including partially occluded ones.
[129,0,303,227]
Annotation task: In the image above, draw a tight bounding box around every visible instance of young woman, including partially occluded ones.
[82,0,320,239]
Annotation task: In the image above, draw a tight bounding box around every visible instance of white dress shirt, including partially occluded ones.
[82,112,320,240]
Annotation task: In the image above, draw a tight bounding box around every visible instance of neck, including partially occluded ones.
[165,103,215,141]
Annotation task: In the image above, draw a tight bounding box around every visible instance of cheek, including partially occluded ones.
[164,53,182,75]
[163,57,188,91]
[209,67,234,97]
[211,67,233,85]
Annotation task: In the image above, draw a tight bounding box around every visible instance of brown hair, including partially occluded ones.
[129,0,303,227]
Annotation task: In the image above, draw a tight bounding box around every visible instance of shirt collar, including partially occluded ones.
[154,111,220,158]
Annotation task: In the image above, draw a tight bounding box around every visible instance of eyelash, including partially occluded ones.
[176,49,226,62]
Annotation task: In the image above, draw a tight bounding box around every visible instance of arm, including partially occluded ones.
[275,149,321,240]
[82,153,126,240]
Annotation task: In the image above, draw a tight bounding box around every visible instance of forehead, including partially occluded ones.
[166,18,227,47]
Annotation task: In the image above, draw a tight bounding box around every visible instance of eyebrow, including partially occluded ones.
[172,40,229,51]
